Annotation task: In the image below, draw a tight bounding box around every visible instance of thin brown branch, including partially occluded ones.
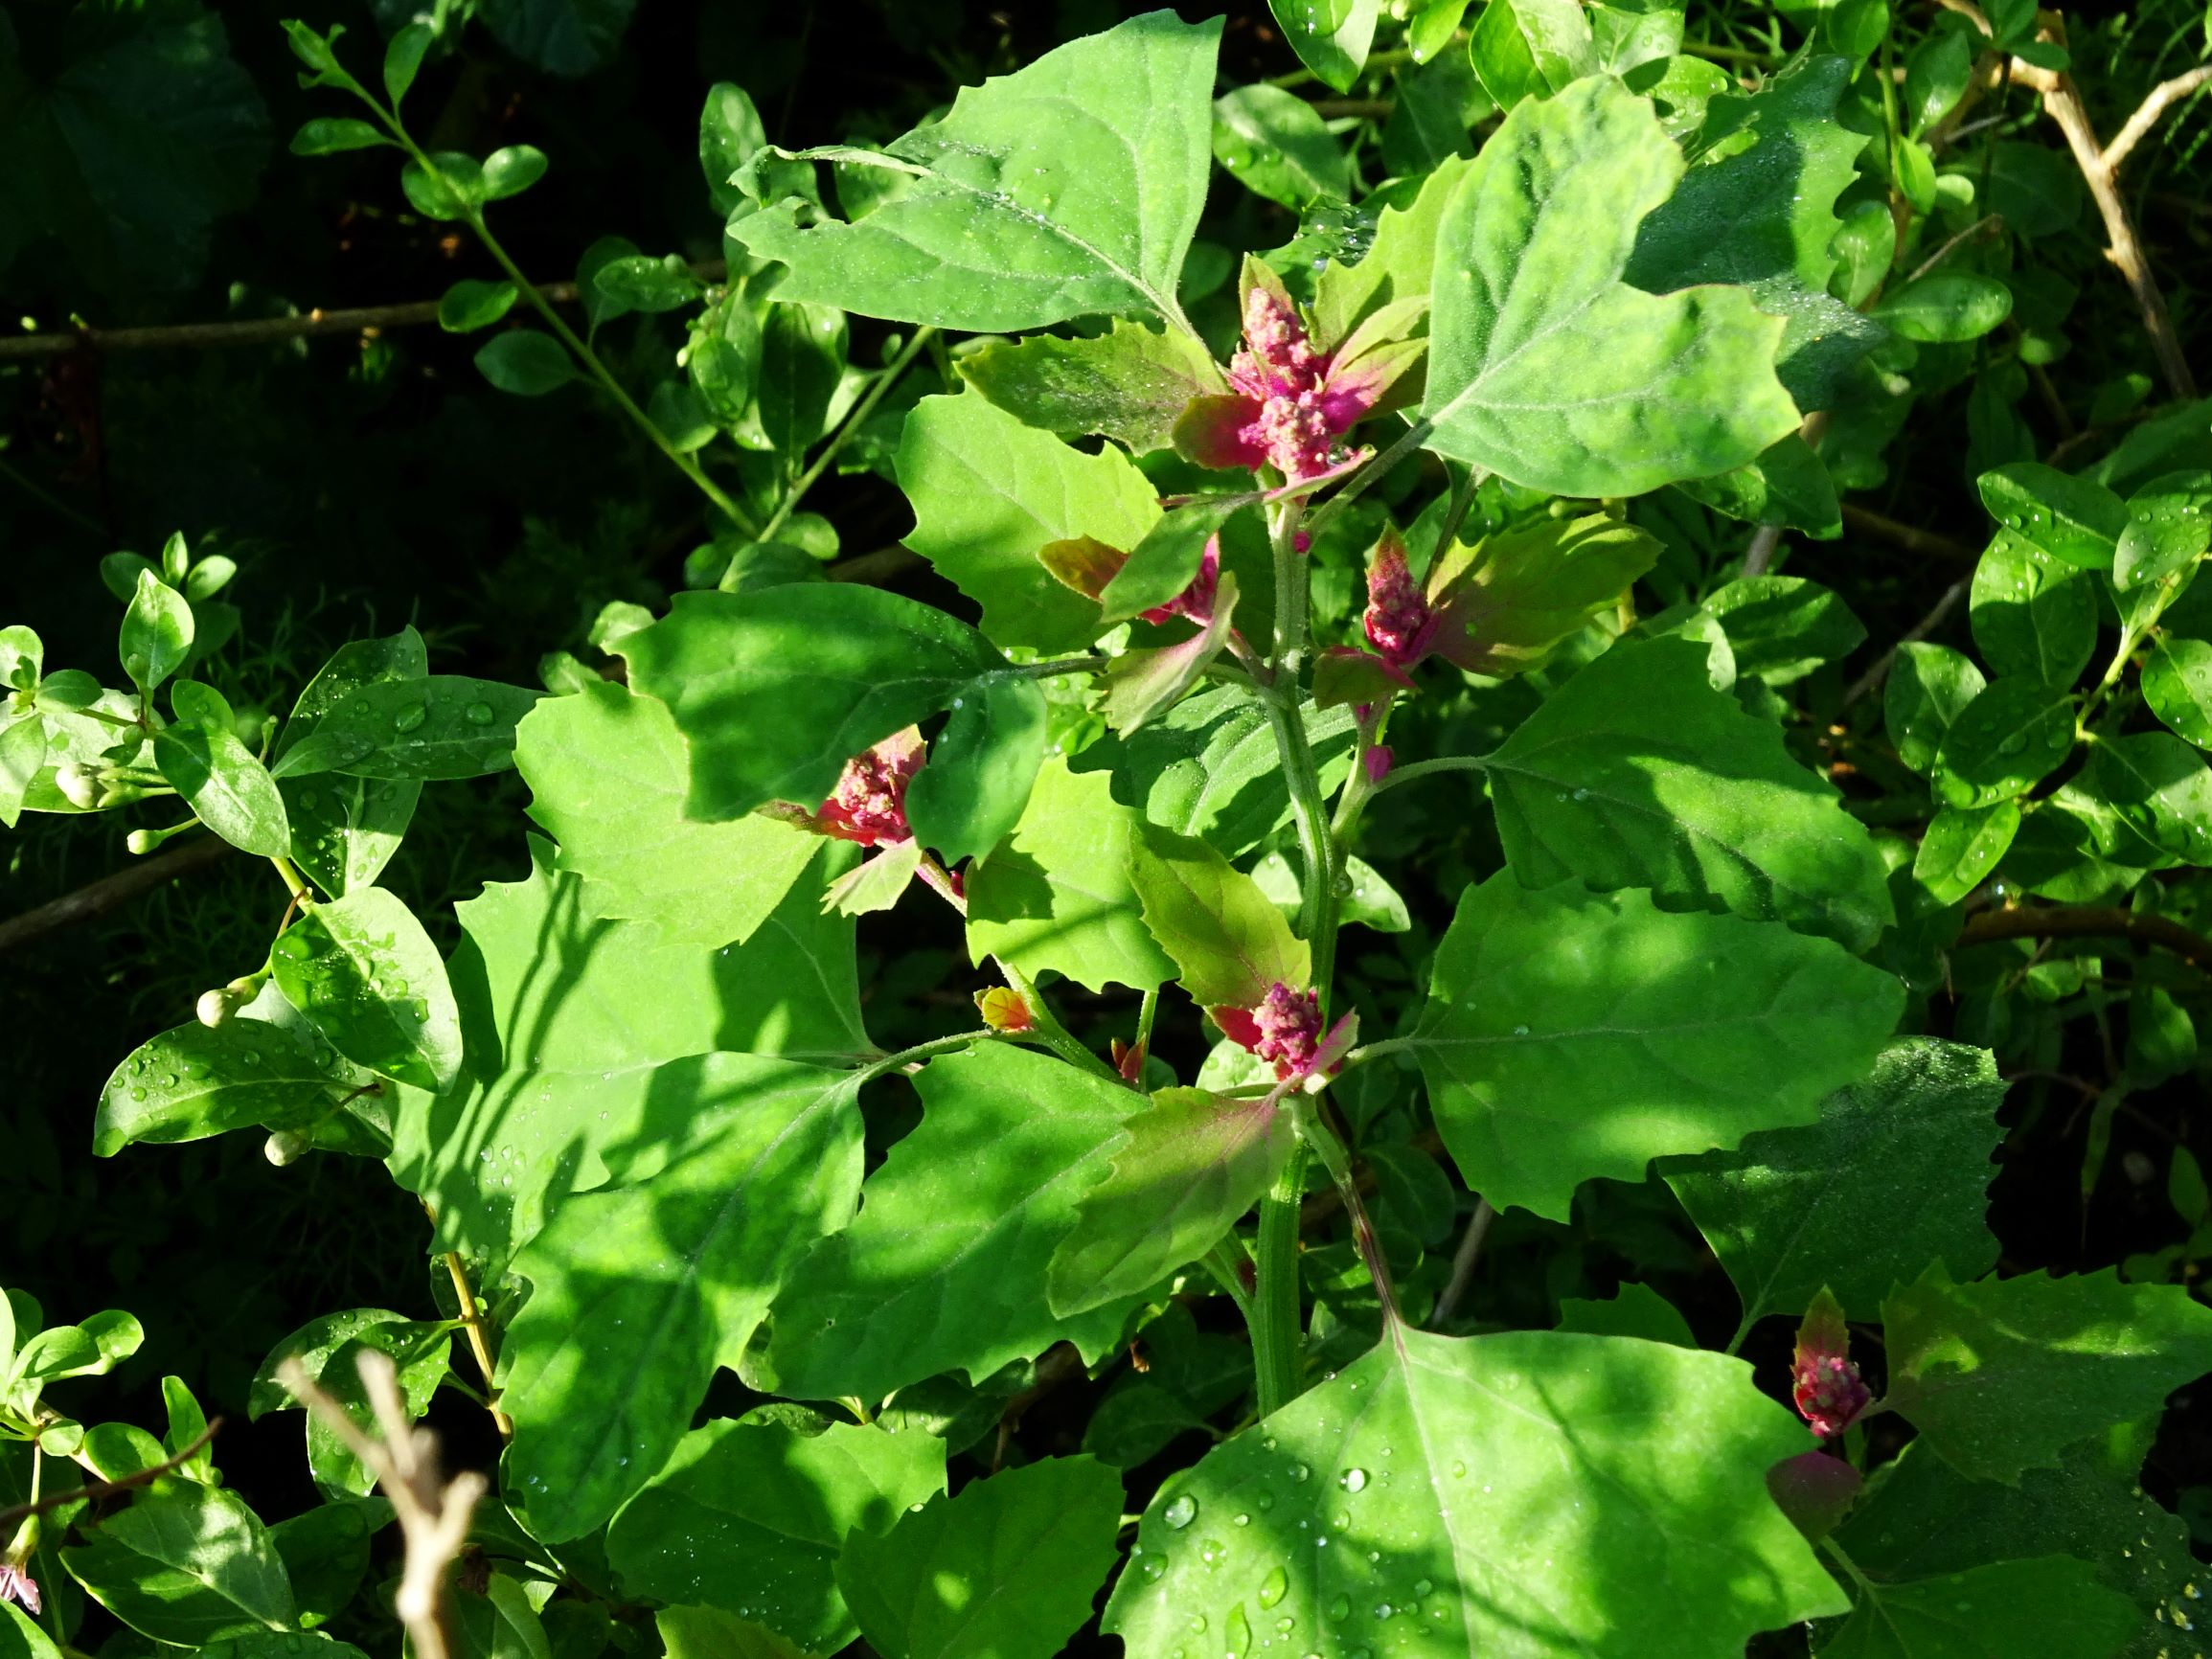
[280,1353,484,1659]
[1957,904,2212,975]
[1844,577,1972,705]
[1840,504,1978,564]
[2011,35,2199,398]
[1427,1199,1497,1330]
[0,260,726,363]
[2103,65,2212,174]
[0,835,232,954]
[0,1420,220,1529]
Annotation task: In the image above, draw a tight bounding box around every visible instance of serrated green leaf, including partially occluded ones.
[958,321,1227,454]
[1424,77,1800,495]
[502,1057,867,1541]
[616,585,1038,829]
[271,888,462,1094]
[967,758,1180,993]
[1127,820,1311,1009]
[516,682,819,948]
[1413,875,1901,1219]
[1970,530,2095,688]
[1483,638,1896,949]
[1049,1088,1291,1316]
[1881,1264,2212,1484]
[608,1419,946,1649]
[838,1458,1124,1659]
[896,392,1160,652]
[731,15,1220,331]
[1664,1039,2002,1329]
[761,1044,1144,1401]
[389,840,865,1274]
[61,1481,294,1646]
[1556,1282,1697,1346]
[1311,154,1473,345]
[1104,576,1241,732]
[1815,1556,2138,1659]
[1106,1329,1846,1659]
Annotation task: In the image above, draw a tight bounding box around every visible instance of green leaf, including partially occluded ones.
[701,81,768,218]
[278,628,430,752]
[2142,636,2212,749]
[0,1604,60,1659]
[1213,86,1350,207]
[1976,464,2128,572]
[1425,513,1661,678]
[1914,803,2020,905]
[516,682,820,948]
[1311,154,1474,345]
[400,151,487,219]
[390,840,865,1274]
[1882,1264,2212,1484]
[616,587,1044,840]
[297,1334,447,1499]
[1483,638,1895,949]
[897,392,1160,652]
[266,1497,388,1629]
[1696,576,1865,684]
[1676,432,1843,538]
[1469,0,1595,108]
[94,988,376,1156]
[249,1307,444,1420]
[1070,687,1357,859]
[730,15,1221,331]
[1932,678,2077,809]
[271,887,463,1094]
[958,321,1227,455]
[284,775,420,898]
[1836,1433,2202,1652]
[1874,273,2014,344]
[120,570,193,693]
[1413,875,1901,1219]
[384,22,432,104]
[1424,77,1800,495]
[289,118,388,155]
[476,0,638,77]
[1556,1282,1697,1346]
[440,279,519,332]
[657,1608,818,1659]
[1664,1038,2002,1329]
[475,330,578,395]
[1049,1087,1292,1316]
[1886,644,1987,776]
[1970,531,2095,688]
[1817,1557,2139,1659]
[502,1057,867,1541]
[482,144,547,200]
[838,1458,1124,1659]
[2114,471,2212,591]
[609,1419,945,1648]
[1106,1329,1846,1658]
[1127,820,1311,1009]
[2077,732,2212,867]
[1103,576,1242,733]
[284,675,539,780]
[0,4,270,301]
[152,720,289,858]
[823,840,923,917]
[61,1480,294,1645]
[1623,56,1874,409]
[761,1044,1144,1401]
[1100,500,1247,627]
[967,758,1180,992]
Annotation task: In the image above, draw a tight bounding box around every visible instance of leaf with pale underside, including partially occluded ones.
[760,1044,1145,1401]
[1424,76,1800,496]
[1413,875,1901,1220]
[517,681,820,947]
[500,1056,867,1542]
[1049,1087,1291,1316]
[1663,1038,2003,1329]
[966,759,1179,993]
[896,393,1161,653]
[1106,1327,1846,1659]
[731,14,1220,331]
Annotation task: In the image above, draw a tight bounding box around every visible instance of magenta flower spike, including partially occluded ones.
[1212,981,1357,1084]
[1362,529,1437,671]
[812,728,924,847]
[1791,1289,1873,1440]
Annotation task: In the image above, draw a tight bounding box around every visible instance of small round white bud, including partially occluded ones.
[263,1129,312,1167]
[195,988,234,1028]
[54,762,100,808]
[126,829,159,854]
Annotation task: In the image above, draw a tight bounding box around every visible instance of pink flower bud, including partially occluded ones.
[1791,1290,1871,1439]
[814,729,924,848]
[1252,982,1324,1079]
[1362,534,1435,670]
[1363,745,1394,785]
[0,1563,40,1616]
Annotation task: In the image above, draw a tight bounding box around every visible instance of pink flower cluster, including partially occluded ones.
[1213,981,1356,1084]
[1181,284,1386,484]
[1361,537,1436,670]
[1791,1296,1872,1439]
[813,730,924,847]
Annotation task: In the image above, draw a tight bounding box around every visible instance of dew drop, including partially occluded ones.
[1288,1463,1311,1483]
[394,702,428,734]
[1259,1567,1288,1609]
[465,702,494,725]
[1340,1467,1368,1493]
[1329,1596,1351,1622]
[1164,1493,1197,1530]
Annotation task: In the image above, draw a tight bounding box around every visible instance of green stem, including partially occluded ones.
[1204,1241,1254,1321]
[1302,418,1433,544]
[751,325,937,551]
[997,961,1120,1082]
[1251,1144,1309,1418]
[1296,1099,1402,1327]
[1134,986,1160,1064]
[855,1029,995,1084]
[1368,753,1489,794]
[1261,500,1346,1008]
[269,854,310,902]
[2079,614,2158,733]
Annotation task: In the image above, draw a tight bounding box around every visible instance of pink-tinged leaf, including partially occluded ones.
[1105,573,1242,733]
[812,726,926,847]
[1313,646,1413,710]
[1261,448,1371,501]
[1127,821,1310,1009]
[1174,393,1269,471]
[1211,1005,1264,1051]
[1047,1085,1295,1315]
[1766,1448,1863,1542]
[1039,535,1129,602]
[1307,1009,1360,1079]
